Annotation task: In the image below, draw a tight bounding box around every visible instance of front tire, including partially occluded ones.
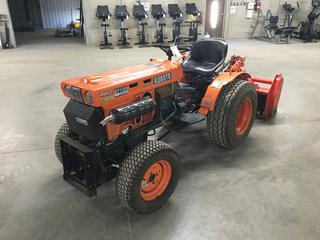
[116,140,180,214]
[207,80,257,149]
[54,122,71,164]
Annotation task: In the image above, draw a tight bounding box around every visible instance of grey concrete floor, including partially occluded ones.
[0,32,320,240]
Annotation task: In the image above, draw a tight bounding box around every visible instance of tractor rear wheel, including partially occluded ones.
[207,79,257,149]
[54,122,71,164]
[116,140,180,214]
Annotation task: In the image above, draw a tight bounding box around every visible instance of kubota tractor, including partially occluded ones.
[55,39,283,214]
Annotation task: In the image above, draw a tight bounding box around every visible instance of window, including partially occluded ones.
[210,0,219,29]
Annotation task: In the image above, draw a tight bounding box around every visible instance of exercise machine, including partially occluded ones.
[133,3,149,47]
[151,4,167,44]
[282,2,300,27]
[185,3,201,44]
[250,9,296,43]
[115,5,131,48]
[295,0,320,42]
[96,5,113,49]
[0,14,12,49]
[168,4,183,43]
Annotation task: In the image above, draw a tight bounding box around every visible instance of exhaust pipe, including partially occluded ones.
[100,97,156,126]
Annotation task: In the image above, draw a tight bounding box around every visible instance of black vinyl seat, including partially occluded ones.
[182,39,228,76]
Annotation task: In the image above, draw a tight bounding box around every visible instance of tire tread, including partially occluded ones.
[54,122,70,163]
[207,80,253,148]
[116,140,177,212]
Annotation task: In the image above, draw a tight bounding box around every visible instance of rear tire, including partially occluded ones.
[116,140,180,214]
[207,80,257,149]
[54,122,71,164]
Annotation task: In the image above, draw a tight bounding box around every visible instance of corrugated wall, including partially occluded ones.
[39,0,80,29]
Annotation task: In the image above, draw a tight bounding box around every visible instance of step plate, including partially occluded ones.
[178,113,206,125]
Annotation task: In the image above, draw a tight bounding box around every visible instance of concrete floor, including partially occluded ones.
[0,32,320,240]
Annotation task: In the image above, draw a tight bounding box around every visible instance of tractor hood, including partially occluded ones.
[60,60,183,108]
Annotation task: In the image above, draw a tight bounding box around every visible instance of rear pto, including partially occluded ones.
[55,39,283,214]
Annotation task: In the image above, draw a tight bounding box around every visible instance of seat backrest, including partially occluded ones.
[269,15,279,24]
[189,39,228,66]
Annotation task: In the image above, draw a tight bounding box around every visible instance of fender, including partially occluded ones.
[198,72,251,116]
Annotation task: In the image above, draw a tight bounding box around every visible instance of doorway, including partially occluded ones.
[205,0,225,38]
[7,0,84,46]
[8,0,43,32]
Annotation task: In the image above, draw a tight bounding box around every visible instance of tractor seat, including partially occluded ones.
[182,39,228,76]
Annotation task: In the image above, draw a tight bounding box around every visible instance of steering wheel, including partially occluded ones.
[153,43,191,60]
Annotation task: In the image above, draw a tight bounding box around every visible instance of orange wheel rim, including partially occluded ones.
[140,160,172,201]
[235,98,253,135]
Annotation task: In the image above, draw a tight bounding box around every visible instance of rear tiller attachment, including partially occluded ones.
[250,75,284,119]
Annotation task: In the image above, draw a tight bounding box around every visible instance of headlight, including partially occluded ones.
[64,85,83,103]
[85,91,93,105]
[65,85,72,97]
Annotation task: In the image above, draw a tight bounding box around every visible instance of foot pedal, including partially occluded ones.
[178,113,206,125]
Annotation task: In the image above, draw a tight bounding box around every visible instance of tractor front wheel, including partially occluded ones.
[54,122,71,164]
[207,79,257,149]
[116,140,180,214]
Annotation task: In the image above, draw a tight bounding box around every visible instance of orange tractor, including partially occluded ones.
[55,39,283,213]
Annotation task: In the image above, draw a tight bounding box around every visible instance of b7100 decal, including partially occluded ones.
[153,73,172,85]
[114,86,129,97]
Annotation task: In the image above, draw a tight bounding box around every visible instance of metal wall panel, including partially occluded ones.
[39,0,80,29]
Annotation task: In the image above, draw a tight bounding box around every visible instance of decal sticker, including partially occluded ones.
[100,90,113,97]
[76,117,88,126]
[153,73,172,85]
[114,86,129,97]
[101,96,113,103]
[143,83,153,88]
